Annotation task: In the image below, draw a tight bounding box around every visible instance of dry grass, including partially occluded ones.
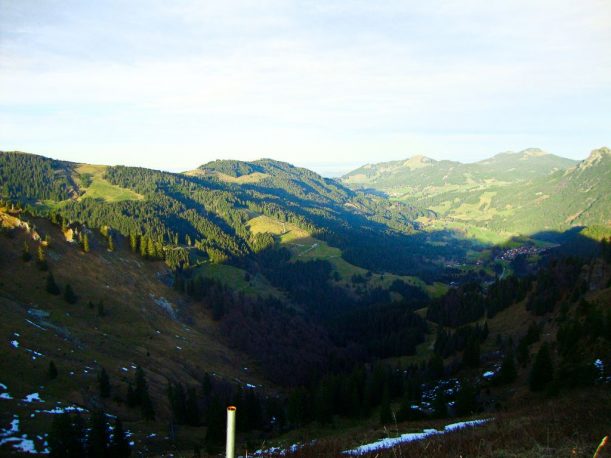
[278,388,611,458]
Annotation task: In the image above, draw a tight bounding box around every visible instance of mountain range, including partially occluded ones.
[0,148,609,457]
[341,147,610,238]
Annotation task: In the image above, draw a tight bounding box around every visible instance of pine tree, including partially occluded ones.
[432,390,447,418]
[146,237,156,259]
[462,337,480,368]
[22,241,32,262]
[110,417,131,458]
[185,387,200,426]
[498,350,517,384]
[82,233,90,253]
[48,361,58,379]
[97,300,105,317]
[46,273,61,295]
[379,384,392,425]
[126,383,137,407]
[87,409,108,458]
[134,367,155,420]
[455,380,478,416]
[205,397,225,452]
[529,342,554,391]
[98,368,111,398]
[139,235,147,258]
[129,233,137,253]
[37,245,48,270]
[48,413,85,458]
[428,354,444,379]
[64,284,77,304]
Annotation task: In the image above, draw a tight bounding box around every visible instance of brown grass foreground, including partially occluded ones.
[278,387,610,458]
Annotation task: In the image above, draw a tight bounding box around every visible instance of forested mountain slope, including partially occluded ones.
[0,151,461,277]
[342,148,609,238]
[341,148,575,190]
[0,147,610,456]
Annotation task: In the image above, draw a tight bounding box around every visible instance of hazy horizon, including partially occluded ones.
[1,0,610,174]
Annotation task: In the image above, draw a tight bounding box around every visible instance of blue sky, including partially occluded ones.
[1,0,609,176]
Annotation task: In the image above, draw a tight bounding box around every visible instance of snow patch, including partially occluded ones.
[23,393,44,403]
[25,319,46,330]
[36,405,88,415]
[343,418,492,455]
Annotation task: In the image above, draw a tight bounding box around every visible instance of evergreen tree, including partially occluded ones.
[498,349,518,384]
[185,387,200,426]
[110,417,131,458]
[202,373,212,397]
[87,409,108,458]
[97,300,105,317]
[462,337,480,368]
[205,397,225,453]
[22,241,32,262]
[48,413,85,458]
[379,384,393,425]
[37,245,48,270]
[455,380,478,416]
[139,235,147,258]
[98,368,111,398]
[64,284,77,304]
[126,383,137,407]
[129,233,137,253]
[432,390,447,418]
[48,361,58,379]
[82,232,90,253]
[529,343,554,391]
[168,382,187,424]
[46,272,61,295]
[134,367,155,420]
[428,354,444,380]
[146,237,156,258]
[287,388,308,426]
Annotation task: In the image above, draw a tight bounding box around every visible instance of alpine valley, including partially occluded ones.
[0,148,609,457]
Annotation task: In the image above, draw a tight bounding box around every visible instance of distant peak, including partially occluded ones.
[402,155,435,169]
[520,148,548,158]
[583,147,610,165]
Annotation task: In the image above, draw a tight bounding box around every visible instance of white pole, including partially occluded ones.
[226,406,237,458]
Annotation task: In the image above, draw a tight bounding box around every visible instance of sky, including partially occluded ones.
[1,0,610,176]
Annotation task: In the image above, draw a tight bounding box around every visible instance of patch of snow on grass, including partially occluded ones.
[26,349,45,360]
[36,405,88,414]
[343,418,492,455]
[0,436,39,454]
[23,393,44,403]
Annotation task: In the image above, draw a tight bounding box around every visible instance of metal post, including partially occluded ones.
[226,406,237,458]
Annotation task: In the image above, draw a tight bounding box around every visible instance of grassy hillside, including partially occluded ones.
[74,164,144,202]
[342,149,575,190]
[342,148,610,240]
[0,210,265,455]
